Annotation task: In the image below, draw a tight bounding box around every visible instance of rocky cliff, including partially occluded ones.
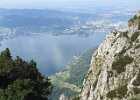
[81,13,140,100]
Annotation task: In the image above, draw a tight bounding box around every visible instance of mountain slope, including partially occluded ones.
[49,49,94,100]
[81,12,140,100]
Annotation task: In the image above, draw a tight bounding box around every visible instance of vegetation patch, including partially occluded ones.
[122,31,129,38]
[129,94,140,100]
[107,85,128,99]
[107,71,113,77]
[133,88,140,94]
[72,96,80,100]
[132,72,140,86]
[131,32,140,42]
[135,44,140,49]
[118,48,127,55]
[112,55,134,73]
[0,48,52,100]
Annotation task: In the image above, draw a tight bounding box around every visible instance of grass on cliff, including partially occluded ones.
[112,55,133,73]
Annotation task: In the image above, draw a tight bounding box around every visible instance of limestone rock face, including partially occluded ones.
[81,14,140,100]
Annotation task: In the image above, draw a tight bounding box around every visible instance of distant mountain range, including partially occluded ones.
[0,9,92,28]
[0,9,131,36]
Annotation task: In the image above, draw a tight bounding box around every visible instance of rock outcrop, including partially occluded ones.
[81,13,140,100]
[128,12,140,31]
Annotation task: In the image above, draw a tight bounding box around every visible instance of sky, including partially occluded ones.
[0,0,140,10]
[0,0,139,8]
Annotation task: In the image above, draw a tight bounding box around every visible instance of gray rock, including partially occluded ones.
[81,13,140,100]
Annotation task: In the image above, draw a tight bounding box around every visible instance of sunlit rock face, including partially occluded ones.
[81,13,140,100]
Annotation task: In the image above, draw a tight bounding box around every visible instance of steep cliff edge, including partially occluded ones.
[81,13,140,100]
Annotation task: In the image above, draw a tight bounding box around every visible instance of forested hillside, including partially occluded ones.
[0,48,52,100]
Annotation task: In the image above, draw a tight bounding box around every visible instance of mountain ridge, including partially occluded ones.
[80,12,140,100]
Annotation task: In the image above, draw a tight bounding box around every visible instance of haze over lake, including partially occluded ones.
[0,0,139,75]
[0,33,106,75]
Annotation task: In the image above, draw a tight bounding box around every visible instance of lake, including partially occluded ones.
[0,33,106,75]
